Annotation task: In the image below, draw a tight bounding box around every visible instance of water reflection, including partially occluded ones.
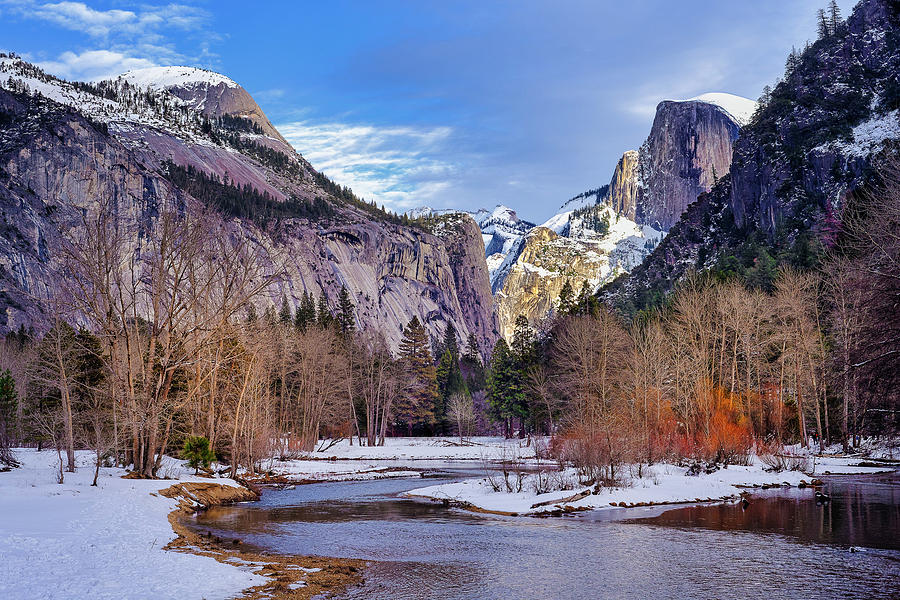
[190,468,900,600]
[635,472,900,550]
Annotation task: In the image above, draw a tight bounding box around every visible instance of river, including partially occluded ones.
[191,466,900,599]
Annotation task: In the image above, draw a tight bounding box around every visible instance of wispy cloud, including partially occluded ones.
[3,1,216,80]
[278,120,457,211]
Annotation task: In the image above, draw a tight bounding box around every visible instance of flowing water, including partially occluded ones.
[191,467,900,599]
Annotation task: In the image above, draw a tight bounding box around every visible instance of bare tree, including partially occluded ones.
[447,392,475,443]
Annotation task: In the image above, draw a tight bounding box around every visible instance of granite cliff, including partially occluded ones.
[0,56,499,353]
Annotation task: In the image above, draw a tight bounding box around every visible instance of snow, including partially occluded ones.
[407,455,895,515]
[289,436,537,462]
[116,66,239,90]
[687,92,758,126]
[0,449,264,600]
[820,109,900,157]
[539,210,572,234]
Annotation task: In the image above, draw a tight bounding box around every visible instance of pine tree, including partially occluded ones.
[460,333,485,391]
[487,338,527,438]
[817,8,830,38]
[337,286,355,335]
[558,279,576,316]
[785,46,801,76]
[279,295,292,325]
[316,294,332,328]
[828,0,842,33]
[442,322,459,360]
[396,317,438,434]
[246,303,258,324]
[294,291,316,331]
[0,368,17,463]
[436,347,467,436]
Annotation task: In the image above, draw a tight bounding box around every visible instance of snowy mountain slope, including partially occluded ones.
[687,92,757,126]
[494,202,662,338]
[117,66,240,90]
[409,204,534,288]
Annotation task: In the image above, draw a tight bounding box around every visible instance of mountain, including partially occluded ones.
[0,55,499,353]
[493,201,661,338]
[601,0,900,314]
[483,94,748,338]
[625,95,752,230]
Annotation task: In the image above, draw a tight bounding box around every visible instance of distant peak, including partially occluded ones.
[115,66,239,90]
[685,92,757,126]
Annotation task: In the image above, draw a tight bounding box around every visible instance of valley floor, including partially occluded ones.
[1,438,895,599]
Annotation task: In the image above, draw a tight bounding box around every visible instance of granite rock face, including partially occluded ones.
[601,0,900,314]
[729,0,900,236]
[605,150,640,221]
[634,99,742,230]
[0,58,498,354]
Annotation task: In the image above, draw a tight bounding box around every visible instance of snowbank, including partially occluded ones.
[0,449,264,600]
[292,436,538,462]
[406,455,895,516]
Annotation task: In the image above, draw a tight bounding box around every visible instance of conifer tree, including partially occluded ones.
[828,0,841,33]
[279,295,292,324]
[558,279,576,316]
[396,317,438,434]
[337,286,355,335]
[442,322,460,360]
[461,333,485,391]
[294,291,316,331]
[436,347,467,435]
[817,8,830,38]
[316,294,332,328]
[0,369,17,466]
[487,338,527,438]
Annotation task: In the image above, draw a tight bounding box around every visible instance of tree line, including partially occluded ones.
[0,160,897,481]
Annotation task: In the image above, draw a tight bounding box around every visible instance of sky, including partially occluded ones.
[0,0,859,223]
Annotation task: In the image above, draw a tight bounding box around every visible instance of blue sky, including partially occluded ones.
[0,0,858,222]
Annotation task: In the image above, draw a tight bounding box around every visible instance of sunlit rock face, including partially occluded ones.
[492,205,662,339]
[634,99,743,231]
[0,57,497,354]
[606,150,640,221]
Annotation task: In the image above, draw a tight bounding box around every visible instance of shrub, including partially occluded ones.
[182,436,215,475]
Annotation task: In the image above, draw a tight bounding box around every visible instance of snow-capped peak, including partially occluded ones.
[686,92,757,126]
[116,66,239,91]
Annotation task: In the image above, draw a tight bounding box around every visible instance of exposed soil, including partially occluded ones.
[159,481,365,599]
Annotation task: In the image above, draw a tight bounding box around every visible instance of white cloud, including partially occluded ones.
[4,1,215,80]
[278,120,457,210]
[37,49,157,81]
[10,1,206,38]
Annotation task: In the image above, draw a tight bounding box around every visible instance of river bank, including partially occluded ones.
[0,449,361,600]
[405,455,896,516]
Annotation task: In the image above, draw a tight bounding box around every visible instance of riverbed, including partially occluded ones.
[190,467,900,599]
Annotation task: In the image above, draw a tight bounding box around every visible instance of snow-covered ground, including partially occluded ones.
[406,455,895,516]
[289,436,538,462]
[0,449,265,600]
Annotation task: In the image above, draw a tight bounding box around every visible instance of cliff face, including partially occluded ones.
[635,100,742,230]
[601,0,900,314]
[492,204,661,339]
[605,150,639,221]
[0,58,497,353]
